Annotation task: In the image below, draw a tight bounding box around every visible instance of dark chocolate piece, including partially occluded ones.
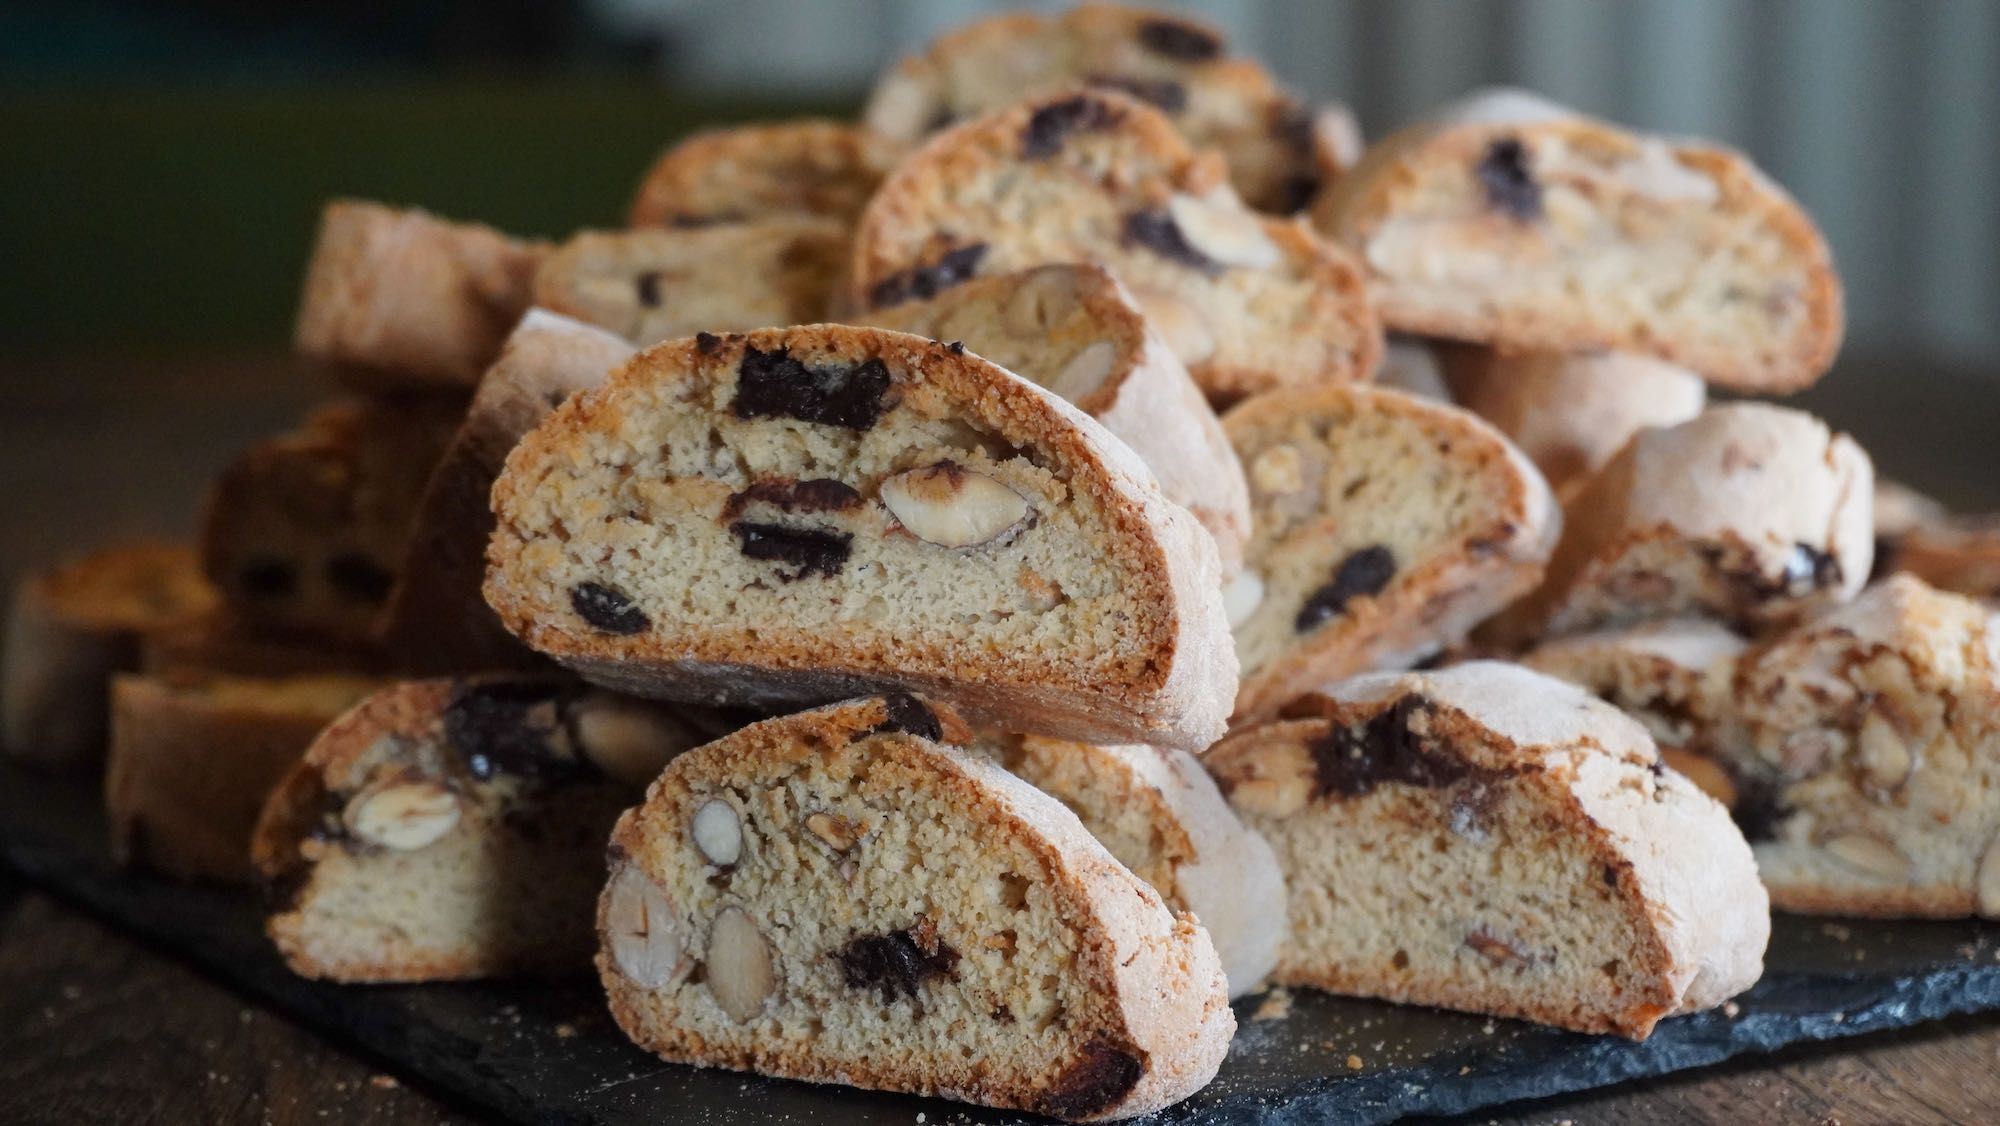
[1309,694,1468,799]
[721,479,862,521]
[1085,74,1188,115]
[867,243,989,308]
[871,693,942,742]
[832,917,961,1004]
[1122,210,1220,274]
[443,679,589,782]
[571,582,651,635]
[325,552,393,603]
[1475,138,1542,221]
[731,347,895,431]
[1041,1037,1147,1119]
[728,521,853,581]
[635,270,663,308]
[237,558,299,599]
[1137,18,1222,61]
[1296,545,1397,632]
[1021,94,1122,159]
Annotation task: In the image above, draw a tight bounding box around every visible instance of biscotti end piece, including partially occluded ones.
[1440,346,1707,494]
[851,88,1381,404]
[1208,662,1768,1039]
[1728,575,2000,917]
[484,324,1236,751]
[1501,402,1873,642]
[375,310,637,674]
[106,672,383,884]
[294,199,546,389]
[598,694,1233,1121]
[866,263,1250,574]
[1224,384,1559,721]
[199,396,465,645]
[628,119,894,226]
[533,220,849,348]
[3,542,218,768]
[255,677,719,982]
[1316,87,1843,393]
[983,734,1286,997]
[863,3,1351,214]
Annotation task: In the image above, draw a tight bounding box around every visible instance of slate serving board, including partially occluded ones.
[7,762,2000,1126]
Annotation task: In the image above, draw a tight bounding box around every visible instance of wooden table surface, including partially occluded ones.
[3,351,1998,1125]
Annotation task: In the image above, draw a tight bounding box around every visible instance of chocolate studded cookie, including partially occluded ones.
[483,324,1236,751]
[867,263,1250,574]
[1223,384,1558,721]
[851,88,1380,404]
[255,676,728,982]
[294,199,548,391]
[628,119,896,227]
[1316,88,1842,393]
[596,694,1233,1121]
[1207,662,1769,1040]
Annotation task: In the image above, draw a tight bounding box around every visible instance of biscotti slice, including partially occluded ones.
[1497,403,1873,642]
[375,311,636,673]
[866,263,1250,573]
[980,734,1285,997]
[1725,575,2000,917]
[533,220,848,347]
[1440,346,1707,494]
[294,199,547,391]
[1522,619,1748,805]
[1890,515,2000,604]
[3,542,218,768]
[485,324,1235,751]
[864,3,1355,213]
[200,396,464,643]
[598,694,1232,1121]
[255,677,724,982]
[851,88,1380,403]
[1315,88,1843,392]
[1207,662,1769,1039]
[106,672,382,883]
[1223,385,1558,721]
[628,119,894,227]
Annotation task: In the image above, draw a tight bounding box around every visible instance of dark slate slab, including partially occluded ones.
[6,762,2000,1125]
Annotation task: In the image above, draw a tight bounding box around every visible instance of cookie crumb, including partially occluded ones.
[1723,1001,1741,1018]
[1345,1054,1364,1070]
[368,1075,398,1090]
[1252,987,1292,1021]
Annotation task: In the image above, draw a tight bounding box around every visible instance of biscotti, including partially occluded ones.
[865,263,1250,573]
[628,119,894,226]
[199,396,464,644]
[375,311,636,673]
[255,677,723,982]
[484,324,1236,751]
[980,733,1285,997]
[294,199,547,390]
[1207,662,1769,1039]
[1315,88,1843,393]
[532,220,849,347]
[864,2,1355,213]
[3,542,218,768]
[1224,384,1558,721]
[850,88,1381,403]
[1889,515,2000,603]
[1522,619,1748,806]
[1440,346,1707,494]
[1496,403,1874,642]
[105,672,382,883]
[1725,575,2000,917]
[597,694,1233,1121]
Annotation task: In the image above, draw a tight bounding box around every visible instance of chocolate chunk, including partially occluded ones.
[1475,138,1542,221]
[833,917,961,1003]
[871,693,942,742]
[237,558,298,599]
[694,331,724,354]
[324,552,393,603]
[635,270,663,308]
[1782,542,1842,594]
[732,346,894,430]
[1122,210,1220,274]
[260,860,314,914]
[867,243,989,308]
[1732,773,1789,844]
[945,340,965,355]
[1137,18,1222,61]
[571,582,651,635]
[1085,74,1187,115]
[721,478,863,521]
[443,679,590,781]
[1021,94,1122,159]
[1309,694,1469,798]
[1041,1037,1147,1119]
[728,521,852,581]
[1295,545,1396,631]
[1269,174,1321,216]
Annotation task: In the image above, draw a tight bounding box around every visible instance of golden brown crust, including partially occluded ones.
[484,324,1235,750]
[628,119,894,226]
